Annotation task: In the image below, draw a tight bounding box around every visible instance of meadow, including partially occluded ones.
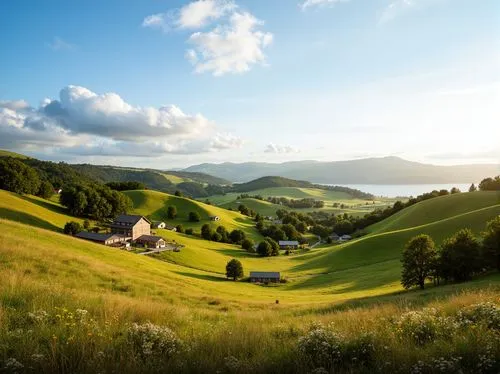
[0,189,499,372]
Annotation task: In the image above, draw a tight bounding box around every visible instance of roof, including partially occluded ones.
[136,235,165,243]
[278,240,299,246]
[249,271,280,279]
[76,232,127,242]
[113,215,151,225]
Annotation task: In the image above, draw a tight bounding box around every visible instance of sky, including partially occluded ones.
[0,0,498,169]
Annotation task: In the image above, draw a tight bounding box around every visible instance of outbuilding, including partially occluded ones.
[135,235,166,249]
[278,240,299,249]
[249,271,281,283]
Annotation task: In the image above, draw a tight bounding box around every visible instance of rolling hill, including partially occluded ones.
[183,156,499,184]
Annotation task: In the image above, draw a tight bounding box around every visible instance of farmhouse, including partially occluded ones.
[278,240,299,249]
[109,215,151,240]
[152,221,166,229]
[76,232,129,246]
[135,235,166,249]
[249,271,281,283]
[210,216,220,221]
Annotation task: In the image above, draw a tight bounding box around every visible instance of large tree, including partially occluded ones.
[167,205,177,219]
[225,259,244,281]
[257,241,272,257]
[482,216,500,271]
[401,235,437,289]
[439,229,482,282]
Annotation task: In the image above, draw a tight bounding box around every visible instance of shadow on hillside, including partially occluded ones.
[20,195,69,216]
[173,271,226,282]
[0,207,61,232]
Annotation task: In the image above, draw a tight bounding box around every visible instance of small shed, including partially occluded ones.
[75,232,129,246]
[278,240,299,249]
[135,235,166,249]
[152,221,166,229]
[249,271,281,283]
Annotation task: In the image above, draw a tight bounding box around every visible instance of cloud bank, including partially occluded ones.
[0,85,242,157]
[264,143,300,154]
[143,0,273,76]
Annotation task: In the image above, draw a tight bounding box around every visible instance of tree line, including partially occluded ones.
[401,216,500,289]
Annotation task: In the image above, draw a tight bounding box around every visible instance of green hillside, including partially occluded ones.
[124,190,262,240]
[367,191,500,233]
[0,149,29,159]
[234,176,312,191]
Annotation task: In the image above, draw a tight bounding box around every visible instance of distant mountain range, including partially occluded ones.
[182,157,499,184]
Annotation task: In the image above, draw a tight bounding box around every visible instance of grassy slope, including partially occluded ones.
[0,189,499,305]
[0,149,28,159]
[124,190,262,240]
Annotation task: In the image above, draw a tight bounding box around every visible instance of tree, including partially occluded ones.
[167,205,177,219]
[37,180,54,199]
[201,224,212,240]
[188,211,200,222]
[241,238,255,252]
[469,183,477,192]
[296,221,307,233]
[401,235,437,290]
[450,187,461,194]
[265,237,280,256]
[439,229,482,282]
[174,190,183,197]
[64,221,82,235]
[83,219,90,230]
[229,229,246,244]
[226,259,244,281]
[0,158,41,195]
[176,224,184,233]
[482,216,500,271]
[185,228,194,235]
[211,231,222,242]
[479,176,500,191]
[257,241,272,257]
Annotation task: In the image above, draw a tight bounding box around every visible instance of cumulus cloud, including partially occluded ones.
[264,143,300,154]
[0,85,242,157]
[301,0,350,11]
[143,1,272,76]
[188,12,273,76]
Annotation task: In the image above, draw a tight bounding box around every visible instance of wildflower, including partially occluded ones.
[298,323,342,367]
[128,322,182,360]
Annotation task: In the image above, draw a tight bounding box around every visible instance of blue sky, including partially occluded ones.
[0,0,498,168]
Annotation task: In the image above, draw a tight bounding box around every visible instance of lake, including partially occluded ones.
[323,183,473,198]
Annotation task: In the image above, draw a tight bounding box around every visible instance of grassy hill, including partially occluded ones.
[0,149,29,159]
[124,190,262,240]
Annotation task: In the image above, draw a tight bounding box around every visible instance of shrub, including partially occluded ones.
[64,221,83,235]
[298,323,342,368]
[175,224,184,233]
[127,322,182,360]
[188,211,200,222]
[185,228,194,235]
[456,302,500,330]
[394,308,455,345]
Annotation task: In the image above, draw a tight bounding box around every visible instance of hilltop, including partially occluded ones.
[183,156,499,184]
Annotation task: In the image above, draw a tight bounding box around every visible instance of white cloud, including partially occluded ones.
[378,0,445,24]
[301,0,350,11]
[0,85,242,156]
[47,37,76,51]
[188,11,273,76]
[142,13,172,32]
[264,143,300,154]
[178,0,236,29]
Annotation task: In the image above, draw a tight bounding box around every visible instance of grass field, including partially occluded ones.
[1,188,500,372]
[206,186,396,217]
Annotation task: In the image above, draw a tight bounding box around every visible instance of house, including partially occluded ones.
[152,221,166,229]
[210,216,220,221]
[75,232,129,246]
[278,240,299,249]
[340,234,352,241]
[109,215,151,240]
[164,225,177,232]
[249,271,281,283]
[135,235,166,249]
[329,233,340,241]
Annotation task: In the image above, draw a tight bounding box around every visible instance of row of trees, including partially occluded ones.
[401,216,500,289]
[60,184,132,220]
[266,196,325,209]
[478,176,500,191]
[105,181,146,191]
[200,224,247,244]
[0,158,55,198]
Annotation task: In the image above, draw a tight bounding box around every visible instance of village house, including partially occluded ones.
[109,214,151,240]
[249,271,281,283]
[135,235,166,249]
[152,221,166,229]
[278,240,299,249]
[75,232,129,246]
